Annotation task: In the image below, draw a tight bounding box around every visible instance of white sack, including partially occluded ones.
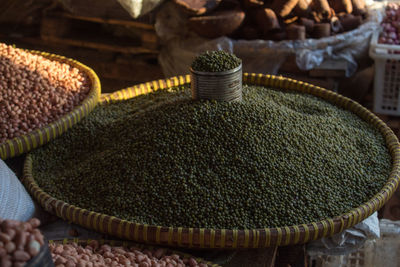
[0,159,35,221]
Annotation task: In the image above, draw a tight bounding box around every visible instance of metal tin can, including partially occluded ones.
[190,64,242,102]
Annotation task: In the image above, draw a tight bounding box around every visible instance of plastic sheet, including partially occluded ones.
[307,212,380,256]
[117,0,163,19]
[309,219,400,267]
[155,1,385,78]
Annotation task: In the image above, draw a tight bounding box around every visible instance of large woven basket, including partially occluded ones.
[23,74,400,249]
[0,49,101,160]
[49,239,221,266]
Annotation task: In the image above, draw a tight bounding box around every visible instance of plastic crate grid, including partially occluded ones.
[370,31,400,116]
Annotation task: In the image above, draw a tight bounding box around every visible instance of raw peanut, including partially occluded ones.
[82,254,90,261]
[0,256,12,267]
[189,258,198,267]
[77,259,87,267]
[171,254,180,261]
[28,218,41,228]
[4,229,16,240]
[139,262,150,267]
[0,247,6,257]
[102,244,111,252]
[118,255,127,262]
[15,231,27,250]
[61,250,71,258]
[104,251,114,258]
[22,222,32,232]
[55,256,68,265]
[13,250,31,261]
[13,262,25,267]
[113,247,126,255]
[5,241,16,253]
[88,240,99,250]
[0,233,11,243]
[136,254,146,262]
[127,252,136,260]
[54,244,64,254]
[143,249,152,257]
[65,255,78,263]
[154,248,165,259]
[121,258,132,265]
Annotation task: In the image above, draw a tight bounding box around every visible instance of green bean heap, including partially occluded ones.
[32,85,391,229]
[191,51,241,72]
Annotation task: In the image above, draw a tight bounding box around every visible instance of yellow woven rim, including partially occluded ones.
[0,49,101,160]
[49,239,221,266]
[23,73,400,248]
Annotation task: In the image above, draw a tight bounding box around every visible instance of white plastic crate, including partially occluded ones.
[369,30,400,116]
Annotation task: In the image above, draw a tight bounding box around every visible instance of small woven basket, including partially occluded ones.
[0,49,101,160]
[23,74,400,249]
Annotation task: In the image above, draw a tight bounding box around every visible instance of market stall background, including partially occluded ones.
[1,0,400,266]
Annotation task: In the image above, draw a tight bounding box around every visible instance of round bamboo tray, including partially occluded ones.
[23,74,400,249]
[49,239,221,266]
[0,49,101,160]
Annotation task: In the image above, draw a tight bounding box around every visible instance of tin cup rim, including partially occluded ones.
[190,63,242,76]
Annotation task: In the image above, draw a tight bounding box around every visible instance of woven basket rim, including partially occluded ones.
[0,48,101,160]
[23,73,400,248]
[49,238,222,266]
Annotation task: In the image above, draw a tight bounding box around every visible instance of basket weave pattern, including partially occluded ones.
[0,50,101,160]
[23,74,400,248]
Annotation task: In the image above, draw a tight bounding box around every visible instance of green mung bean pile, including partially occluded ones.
[31,85,391,229]
[191,51,241,72]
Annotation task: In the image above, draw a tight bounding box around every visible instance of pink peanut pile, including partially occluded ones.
[0,218,44,267]
[50,240,210,267]
[0,43,91,144]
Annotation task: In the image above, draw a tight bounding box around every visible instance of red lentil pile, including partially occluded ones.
[0,43,91,143]
[0,218,44,267]
[50,240,209,267]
